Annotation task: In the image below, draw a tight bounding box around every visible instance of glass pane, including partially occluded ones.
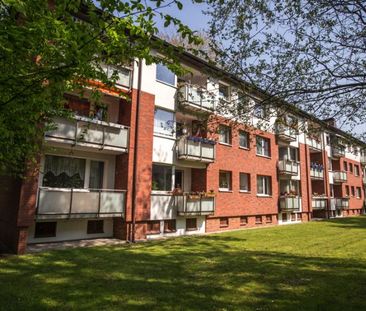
[240,173,249,191]
[89,161,104,189]
[43,155,85,188]
[239,131,248,148]
[257,176,264,194]
[156,64,175,85]
[154,109,175,136]
[152,165,172,191]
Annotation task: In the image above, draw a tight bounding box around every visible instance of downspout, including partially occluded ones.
[304,143,311,220]
[131,58,143,243]
[322,137,330,218]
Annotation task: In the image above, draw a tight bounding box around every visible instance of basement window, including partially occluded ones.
[34,222,57,238]
[164,220,176,233]
[220,217,229,228]
[87,220,104,234]
[240,216,248,226]
[186,218,197,231]
[147,221,160,234]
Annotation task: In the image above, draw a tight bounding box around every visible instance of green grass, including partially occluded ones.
[1,217,366,311]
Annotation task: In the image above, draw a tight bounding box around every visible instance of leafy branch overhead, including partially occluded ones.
[0,0,202,175]
[205,0,366,138]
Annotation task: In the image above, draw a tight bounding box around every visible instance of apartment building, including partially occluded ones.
[0,49,365,254]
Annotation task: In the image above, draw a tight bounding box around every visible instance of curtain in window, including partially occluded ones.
[257,176,264,194]
[43,155,85,188]
[89,161,104,189]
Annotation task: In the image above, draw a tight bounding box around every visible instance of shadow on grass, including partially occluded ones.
[0,231,365,311]
[323,215,366,229]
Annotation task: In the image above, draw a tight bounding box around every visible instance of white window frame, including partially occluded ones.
[257,175,272,196]
[219,125,231,145]
[239,130,249,149]
[256,136,270,157]
[239,173,250,192]
[154,108,175,137]
[219,171,232,191]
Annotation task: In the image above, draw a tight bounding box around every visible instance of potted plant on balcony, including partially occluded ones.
[204,189,216,197]
[172,186,183,196]
[188,191,201,200]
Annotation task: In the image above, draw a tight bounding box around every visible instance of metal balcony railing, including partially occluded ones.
[332,171,347,183]
[310,167,324,179]
[332,145,346,158]
[330,198,350,210]
[312,197,327,210]
[175,194,215,216]
[178,83,215,111]
[177,136,216,163]
[45,116,129,154]
[279,196,302,212]
[275,123,297,142]
[360,154,366,165]
[278,160,299,175]
[36,187,126,220]
[306,137,322,151]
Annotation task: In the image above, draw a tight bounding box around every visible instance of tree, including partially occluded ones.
[0,0,202,175]
[205,0,366,138]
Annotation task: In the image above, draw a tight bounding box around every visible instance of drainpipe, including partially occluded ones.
[130,58,143,243]
[322,137,330,218]
[304,143,311,220]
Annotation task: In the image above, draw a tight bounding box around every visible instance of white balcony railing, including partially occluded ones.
[275,123,297,142]
[100,64,132,89]
[331,171,347,183]
[310,167,324,179]
[178,83,215,111]
[177,136,216,163]
[278,160,299,175]
[330,198,350,210]
[332,145,346,158]
[361,154,366,165]
[306,137,322,151]
[176,194,215,216]
[363,176,366,184]
[312,197,327,210]
[279,196,302,211]
[36,187,126,219]
[45,116,129,154]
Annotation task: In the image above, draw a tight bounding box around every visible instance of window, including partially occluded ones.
[239,173,250,192]
[154,108,175,136]
[282,213,287,222]
[102,64,131,87]
[164,220,176,233]
[253,104,268,119]
[34,222,57,238]
[255,216,262,224]
[152,165,172,191]
[351,186,355,197]
[346,185,350,197]
[266,215,272,223]
[186,218,197,231]
[289,147,299,162]
[291,213,296,221]
[87,220,104,234]
[240,216,248,226]
[43,155,86,188]
[147,221,160,234]
[356,187,361,198]
[219,171,232,191]
[156,63,175,85]
[239,130,249,149]
[328,158,333,171]
[89,161,104,189]
[280,180,300,196]
[219,125,231,145]
[219,83,230,101]
[354,165,360,176]
[349,163,353,173]
[220,217,229,228]
[344,161,348,171]
[257,175,272,196]
[256,136,270,157]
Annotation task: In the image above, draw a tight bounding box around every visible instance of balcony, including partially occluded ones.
[361,154,366,165]
[279,196,302,212]
[306,137,322,152]
[178,83,215,111]
[278,160,299,176]
[363,176,366,185]
[100,64,132,89]
[175,194,215,216]
[275,124,297,142]
[310,165,324,179]
[330,198,349,210]
[331,171,347,183]
[45,116,129,154]
[36,187,126,220]
[312,197,327,210]
[331,145,346,158]
[177,136,216,163]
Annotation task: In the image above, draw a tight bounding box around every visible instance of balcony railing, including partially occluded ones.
[361,154,366,165]
[178,83,215,111]
[363,176,366,185]
[45,116,129,154]
[331,171,347,183]
[312,197,328,210]
[278,160,299,175]
[330,198,349,210]
[275,124,297,142]
[332,145,346,158]
[36,187,126,220]
[306,137,322,152]
[175,194,215,216]
[279,196,302,212]
[310,167,324,179]
[177,136,216,163]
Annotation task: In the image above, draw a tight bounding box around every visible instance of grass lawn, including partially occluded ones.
[1,217,366,311]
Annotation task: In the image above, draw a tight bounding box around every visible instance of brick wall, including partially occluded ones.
[342,158,364,211]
